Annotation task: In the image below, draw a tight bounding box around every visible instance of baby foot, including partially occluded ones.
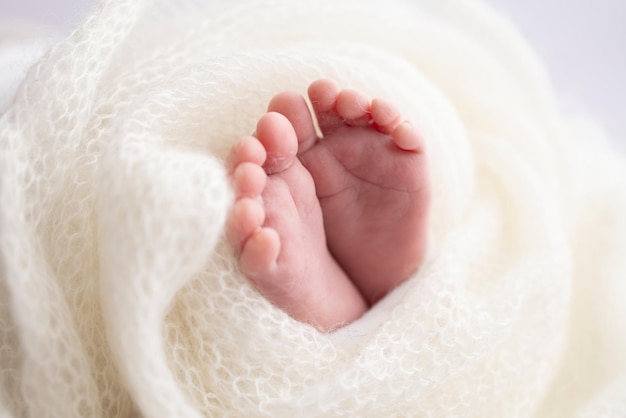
[269,80,430,305]
[226,112,367,331]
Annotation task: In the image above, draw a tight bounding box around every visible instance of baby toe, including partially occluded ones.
[268,91,318,152]
[227,198,265,253]
[308,79,339,114]
[226,135,267,174]
[232,162,266,198]
[371,98,402,134]
[255,112,299,174]
[391,121,423,152]
[239,227,281,278]
[336,89,371,123]
[308,79,344,131]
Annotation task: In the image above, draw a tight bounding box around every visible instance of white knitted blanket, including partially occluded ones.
[1,0,625,416]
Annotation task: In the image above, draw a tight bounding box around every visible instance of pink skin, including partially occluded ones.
[226,79,430,331]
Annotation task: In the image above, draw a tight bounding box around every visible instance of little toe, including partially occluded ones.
[227,198,265,253]
[239,227,281,279]
[226,135,267,174]
[371,98,402,134]
[268,91,318,153]
[336,89,371,124]
[255,112,299,174]
[392,121,423,152]
[232,162,266,198]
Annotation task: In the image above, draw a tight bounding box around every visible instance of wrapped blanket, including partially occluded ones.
[1,0,625,416]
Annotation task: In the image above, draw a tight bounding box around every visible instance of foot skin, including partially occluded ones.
[270,79,430,305]
[226,79,430,331]
[226,112,368,332]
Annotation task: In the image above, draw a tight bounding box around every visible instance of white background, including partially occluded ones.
[1,0,624,150]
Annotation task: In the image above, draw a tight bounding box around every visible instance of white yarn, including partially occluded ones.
[1,0,625,417]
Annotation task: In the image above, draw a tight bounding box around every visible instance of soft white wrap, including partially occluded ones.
[1,0,625,416]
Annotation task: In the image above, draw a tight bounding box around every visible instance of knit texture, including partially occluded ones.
[1,0,625,416]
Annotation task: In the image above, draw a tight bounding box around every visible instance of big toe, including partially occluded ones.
[255,112,299,174]
[308,79,343,129]
[268,91,318,153]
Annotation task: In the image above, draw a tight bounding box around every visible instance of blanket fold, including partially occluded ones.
[1,0,625,416]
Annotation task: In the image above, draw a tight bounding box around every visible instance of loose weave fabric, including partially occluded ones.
[1,0,625,417]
